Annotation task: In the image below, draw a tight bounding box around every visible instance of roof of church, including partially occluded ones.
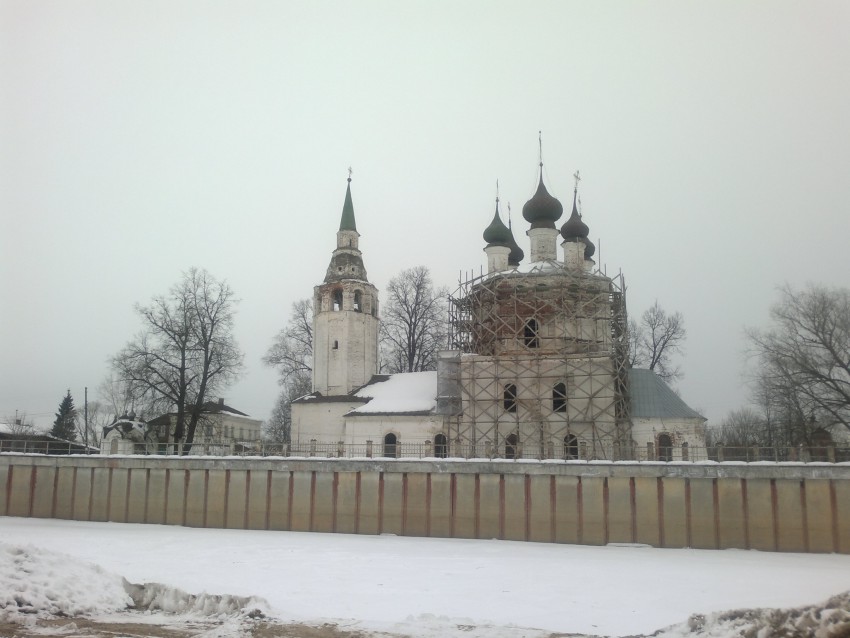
[628,368,705,420]
[522,170,563,229]
[346,371,438,416]
[483,202,511,247]
[339,177,357,232]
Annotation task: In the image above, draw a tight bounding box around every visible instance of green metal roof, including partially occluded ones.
[628,368,705,420]
[339,179,357,232]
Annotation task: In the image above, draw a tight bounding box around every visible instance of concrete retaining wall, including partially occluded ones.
[3,455,850,553]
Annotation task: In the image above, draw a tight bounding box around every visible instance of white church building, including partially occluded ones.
[292,163,706,461]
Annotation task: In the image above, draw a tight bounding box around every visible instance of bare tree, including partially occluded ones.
[3,412,35,435]
[263,299,314,443]
[748,283,850,434]
[75,400,114,449]
[112,268,244,453]
[629,301,687,382]
[263,299,313,386]
[707,407,766,447]
[381,266,448,373]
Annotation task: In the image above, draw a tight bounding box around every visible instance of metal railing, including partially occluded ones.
[3,438,849,463]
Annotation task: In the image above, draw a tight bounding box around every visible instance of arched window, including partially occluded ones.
[383,432,398,458]
[523,318,539,348]
[333,289,343,311]
[505,433,519,459]
[434,433,448,459]
[354,290,362,312]
[552,382,567,413]
[564,434,578,460]
[503,383,517,413]
[658,433,673,462]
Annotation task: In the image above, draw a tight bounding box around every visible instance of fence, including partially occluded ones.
[6,438,838,463]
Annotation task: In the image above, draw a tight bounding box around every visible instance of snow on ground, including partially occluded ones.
[1,516,849,637]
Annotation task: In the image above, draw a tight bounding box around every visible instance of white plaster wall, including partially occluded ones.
[631,417,707,459]
[291,401,359,444]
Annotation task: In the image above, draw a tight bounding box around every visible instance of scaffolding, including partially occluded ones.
[441,261,632,460]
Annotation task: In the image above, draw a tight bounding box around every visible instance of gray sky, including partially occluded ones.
[2,1,849,429]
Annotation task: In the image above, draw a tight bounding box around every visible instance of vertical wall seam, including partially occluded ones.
[800,480,809,553]
[182,470,190,528]
[264,470,272,531]
[377,472,384,536]
[577,476,583,545]
[656,477,664,548]
[332,472,339,534]
[550,475,556,544]
[498,474,505,540]
[106,467,113,522]
[602,477,609,546]
[309,471,317,532]
[244,470,251,530]
[742,479,750,550]
[684,478,692,548]
[449,473,457,538]
[87,467,95,521]
[770,478,779,552]
[69,467,78,521]
[712,478,720,549]
[123,469,131,523]
[474,473,480,539]
[629,477,636,544]
[402,473,408,536]
[163,469,170,524]
[223,470,231,528]
[829,479,840,553]
[354,471,361,535]
[426,473,432,538]
[287,471,294,531]
[3,465,12,516]
[27,466,37,518]
[202,469,210,528]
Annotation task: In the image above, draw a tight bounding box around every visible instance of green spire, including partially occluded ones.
[339,176,357,232]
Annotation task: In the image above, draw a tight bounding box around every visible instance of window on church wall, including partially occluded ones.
[553,382,567,413]
[333,289,343,311]
[503,383,518,413]
[564,434,578,460]
[434,433,448,459]
[332,340,339,350]
[354,290,362,312]
[658,433,673,462]
[383,432,398,458]
[505,433,519,459]
[523,318,539,348]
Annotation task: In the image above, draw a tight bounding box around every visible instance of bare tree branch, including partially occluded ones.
[629,301,687,382]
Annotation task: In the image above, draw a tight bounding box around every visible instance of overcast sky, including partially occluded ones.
[2,1,848,429]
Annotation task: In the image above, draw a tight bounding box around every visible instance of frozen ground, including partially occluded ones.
[1,516,849,637]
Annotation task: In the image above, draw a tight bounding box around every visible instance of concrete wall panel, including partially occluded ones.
[804,480,834,553]
[717,478,746,549]
[290,471,313,532]
[226,470,248,530]
[775,480,805,553]
[313,471,334,533]
[430,473,452,538]
[528,475,552,543]
[268,471,291,531]
[581,477,605,545]
[90,467,110,522]
[335,472,358,534]
[358,471,380,535]
[32,466,57,519]
[661,477,687,548]
[503,474,526,541]
[53,467,76,520]
[835,481,850,554]
[634,477,660,547]
[146,469,167,525]
[246,470,270,531]
[108,469,129,523]
[0,464,9,515]
[689,479,716,549]
[72,467,93,521]
[8,465,34,517]
[554,476,579,544]
[126,469,148,524]
[381,473,404,536]
[165,470,187,526]
[453,474,477,539]
[405,473,428,537]
[607,477,632,544]
[478,474,501,539]
[205,470,227,529]
[184,470,207,528]
[747,479,775,552]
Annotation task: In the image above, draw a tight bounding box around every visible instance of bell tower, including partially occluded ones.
[312,174,380,395]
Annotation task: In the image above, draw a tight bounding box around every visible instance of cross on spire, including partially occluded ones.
[538,130,543,167]
[573,170,581,191]
[347,166,353,182]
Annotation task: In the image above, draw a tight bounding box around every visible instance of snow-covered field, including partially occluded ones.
[2,516,849,637]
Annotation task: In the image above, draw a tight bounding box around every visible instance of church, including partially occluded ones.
[291,159,706,461]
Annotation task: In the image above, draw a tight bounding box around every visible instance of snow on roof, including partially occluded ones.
[628,368,705,420]
[349,371,437,416]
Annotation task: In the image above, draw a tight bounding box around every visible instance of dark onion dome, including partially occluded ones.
[583,237,596,259]
[522,172,563,229]
[507,222,524,266]
[483,203,512,247]
[560,190,589,240]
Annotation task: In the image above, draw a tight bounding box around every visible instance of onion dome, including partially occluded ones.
[560,189,589,240]
[522,171,563,229]
[507,220,524,266]
[583,237,596,259]
[483,203,511,246]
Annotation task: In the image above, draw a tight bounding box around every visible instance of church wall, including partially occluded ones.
[5,454,850,554]
[631,418,707,460]
[341,415,445,448]
[291,401,361,444]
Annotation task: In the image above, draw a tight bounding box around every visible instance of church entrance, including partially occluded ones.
[657,433,673,461]
[383,433,398,458]
[434,433,448,458]
[505,433,519,459]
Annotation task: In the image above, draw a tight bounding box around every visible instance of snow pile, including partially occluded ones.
[125,581,268,617]
[657,591,850,637]
[0,543,131,619]
[0,541,268,624]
